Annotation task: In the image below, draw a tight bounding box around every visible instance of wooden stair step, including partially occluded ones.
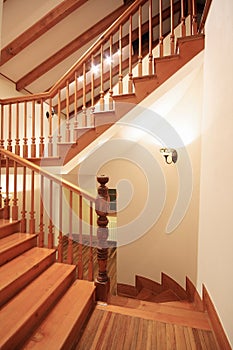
[93,110,116,128]
[23,280,96,350]
[106,296,211,330]
[159,300,197,311]
[136,287,158,300]
[147,289,181,303]
[27,157,62,167]
[0,262,76,350]
[0,233,37,266]
[0,219,21,238]
[0,247,56,307]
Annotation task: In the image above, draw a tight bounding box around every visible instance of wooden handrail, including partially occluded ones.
[0,0,208,160]
[0,149,95,202]
[198,0,213,34]
[0,148,110,300]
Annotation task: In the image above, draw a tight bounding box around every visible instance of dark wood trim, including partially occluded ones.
[16,1,181,92]
[117,283,138,298]
[203,285,232,350]
[186,276,204,311]
[0,0,89,66]
[136,275,165,294]
[198,0,213,34]
[117,273,231,349]
[15,3,130,91]
[161,273,188,300]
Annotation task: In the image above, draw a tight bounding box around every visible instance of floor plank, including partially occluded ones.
[75,308,219,349]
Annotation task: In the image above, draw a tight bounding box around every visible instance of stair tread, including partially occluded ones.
[23,280,95,349]
[0,247,56,303]
[0,262,76,349]
[0,218,20,227]
[159,300,197,310]
[154,54,179,62]
[0,232,37,252]
[148,289,181,303]
[101,297,211,330]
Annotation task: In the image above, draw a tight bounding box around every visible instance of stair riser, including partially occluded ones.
[0,221,20,238]
[61,293,95,350]
[0,251,56,307]
[0,235,37,266]
[22,280,96,350]
[1,267,76,350]
[0,208,4,219]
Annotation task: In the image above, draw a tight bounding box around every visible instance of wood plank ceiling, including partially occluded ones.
[0,0,129,95]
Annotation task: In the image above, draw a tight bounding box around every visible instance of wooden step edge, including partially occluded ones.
[136,287,158,300]
[27,157,62,166]
[133,74,158,83]
[0,219,21,238]
[108,294,206,320]
[112,93,137,103]
[147,288,182,303]
[0,247,56,307]
[93,110,115,116]
[97,303,211,331]
[136,275,165,295]
[0,263,76,350]
[0,233,38,266]
[57,141,76,146]
[117,282,138,298]
[108,295,196,316]
[158,300,197,311]
[154,54,179,63]
[177,33,205,45]
[22,280,96,350]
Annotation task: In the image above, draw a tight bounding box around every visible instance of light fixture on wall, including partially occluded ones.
[160,148,178,164]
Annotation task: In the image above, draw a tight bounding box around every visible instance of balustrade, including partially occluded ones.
[0,0,204,160]
[95,175,110,302]
[0,148,111,301]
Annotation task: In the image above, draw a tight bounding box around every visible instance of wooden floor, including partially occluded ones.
[75,308,219,350]
[62,238,219,349]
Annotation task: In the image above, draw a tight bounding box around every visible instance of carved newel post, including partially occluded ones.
[95,175,110,302]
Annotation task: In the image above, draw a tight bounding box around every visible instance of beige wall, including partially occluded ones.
[93,52,204,288]
[197,0,233,346]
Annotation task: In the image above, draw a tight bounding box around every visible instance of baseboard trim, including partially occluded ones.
[117,283,138,297]
[186,277,204,312]
[117,273,231,349]
[161,273,188,300]
[203,285,232,350]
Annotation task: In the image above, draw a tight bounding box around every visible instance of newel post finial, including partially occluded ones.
[95,175,110,302]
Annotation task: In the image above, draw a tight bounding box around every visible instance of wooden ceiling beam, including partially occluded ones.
[15,3,129,91]
[0,0,88,66]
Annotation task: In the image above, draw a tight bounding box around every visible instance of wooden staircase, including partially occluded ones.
[57,34,204,165]
[0,205,221,349]
[0,211,96,350]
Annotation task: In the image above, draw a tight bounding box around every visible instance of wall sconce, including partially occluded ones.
[160,148,178,164]
[46,108,55,119]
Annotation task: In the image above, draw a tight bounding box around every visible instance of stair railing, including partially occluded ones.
[0,148,110,301]
[0,0,200,159]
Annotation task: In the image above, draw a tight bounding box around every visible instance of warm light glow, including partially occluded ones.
[105,55,112,66]
[91,64,99,75]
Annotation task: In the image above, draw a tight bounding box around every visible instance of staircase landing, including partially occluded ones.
[75,305,219,350]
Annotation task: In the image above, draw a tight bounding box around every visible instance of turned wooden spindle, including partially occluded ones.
[95,175,110,302]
